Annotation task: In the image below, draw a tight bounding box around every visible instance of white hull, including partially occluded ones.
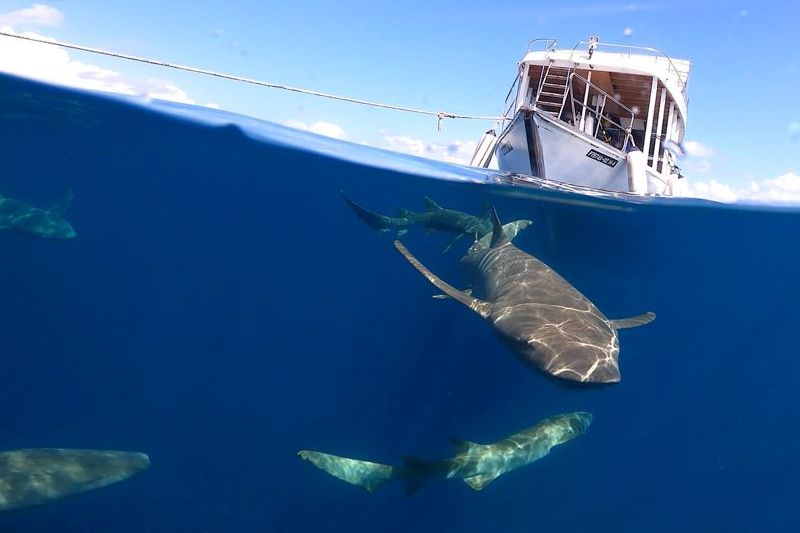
[497,110,671,195]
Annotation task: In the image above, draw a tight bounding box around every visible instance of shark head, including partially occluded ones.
[12,209,77,239]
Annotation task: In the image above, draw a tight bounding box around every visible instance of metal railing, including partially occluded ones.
[561,72,636,152]
[527,38,558,53]
[569,39,689,94]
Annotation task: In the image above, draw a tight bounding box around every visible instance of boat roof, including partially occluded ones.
[522,38,691,126]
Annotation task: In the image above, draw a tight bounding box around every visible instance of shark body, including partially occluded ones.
[343,194,494,251]
[0,190,76,239]
[394,209,655,383]
[299,412,591,493]
[0,448,149,511]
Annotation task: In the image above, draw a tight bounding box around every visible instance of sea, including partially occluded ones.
[1,72,799,532]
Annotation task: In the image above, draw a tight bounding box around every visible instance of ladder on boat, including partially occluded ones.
[535,62,571,117]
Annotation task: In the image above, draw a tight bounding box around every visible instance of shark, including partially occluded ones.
[343,194,497,252]
[393,208,655,383]
[0,448,149,511]
[299,411,591,493]
[0,190,77,239]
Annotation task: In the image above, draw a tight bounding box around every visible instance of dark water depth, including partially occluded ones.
[1,73,799,532]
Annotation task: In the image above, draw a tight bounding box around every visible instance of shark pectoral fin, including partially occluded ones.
[441,234,462,253]
[396,229,408,237]
[393,240,492,319]
[48,190,73,216]
[298,450,394,493]
[462,472,501,491]
[611,311,656,329]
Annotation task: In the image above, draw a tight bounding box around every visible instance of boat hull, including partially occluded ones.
[496,110,669,194]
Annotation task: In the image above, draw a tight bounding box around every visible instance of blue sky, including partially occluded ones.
[1,0,799,202]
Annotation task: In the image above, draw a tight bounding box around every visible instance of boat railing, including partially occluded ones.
[564,72,636,152]
[570,39,689,94]
[527,38,558,53]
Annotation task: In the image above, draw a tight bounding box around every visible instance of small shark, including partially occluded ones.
[0,448,149,511]
[343,194,496,252]
[299,411,591,493]
[0,190,76,239]
[394,208,655,383]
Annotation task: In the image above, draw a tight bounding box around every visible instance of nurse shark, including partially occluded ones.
[299,411,591,493]
[0,448,149,511]
[0,190,76,239]
[394,208,655,383]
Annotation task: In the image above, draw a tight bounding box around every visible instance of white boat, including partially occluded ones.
[471,37,691,196]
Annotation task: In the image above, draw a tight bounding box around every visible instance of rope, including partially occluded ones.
[0,31,509,127]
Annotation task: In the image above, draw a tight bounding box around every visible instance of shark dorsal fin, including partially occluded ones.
[48,190,73,216]
[463,472,501,491]
[489,207,509,248]
[422,196,442,211]
[450,437,481,454]
[611,311,656,329]
[394,240,492,319]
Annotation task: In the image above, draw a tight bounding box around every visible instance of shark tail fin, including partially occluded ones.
[611,311,656,329]
[342,192,408,233]
[489,207,510,248]
[297,450,395,493]
[393,240,492,319]
[400,456,442,496]
[48,190,73,216]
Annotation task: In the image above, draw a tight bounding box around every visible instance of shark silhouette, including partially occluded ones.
[343,194,498,252]
[299,412,591,493]
[0,190,76,239]
[394,208,655,383]
[0,448,149,511]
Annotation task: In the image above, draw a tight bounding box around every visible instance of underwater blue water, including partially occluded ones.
[1,72,799,532]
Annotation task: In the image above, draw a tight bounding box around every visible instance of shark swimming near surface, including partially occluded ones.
[0,190,76,239]
[0,448,149,511]
[394,208,655,383]
[343,194,502,252]
[299,411,591,493]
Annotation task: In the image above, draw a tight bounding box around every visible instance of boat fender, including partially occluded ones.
[626,149,647,194]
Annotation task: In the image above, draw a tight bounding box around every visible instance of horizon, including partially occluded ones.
[1,1,798,204]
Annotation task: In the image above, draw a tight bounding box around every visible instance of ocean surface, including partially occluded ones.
[1,72,799,532]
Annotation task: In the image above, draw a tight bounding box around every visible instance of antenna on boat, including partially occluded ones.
[588,36,599,59]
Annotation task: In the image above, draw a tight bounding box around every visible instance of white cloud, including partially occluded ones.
[683,140,715,157]
[285,119,347,139]
[686,172,800,204]
[380,134,477,165]
[0,3,63,27]
[623,27,634,36]
[0,16,202,105]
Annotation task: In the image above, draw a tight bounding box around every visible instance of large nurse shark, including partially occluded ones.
[343,194,497,251]
[394,208,655,383]
[299,411,591,493]
[0,190,76,239]
[0,448,149,511]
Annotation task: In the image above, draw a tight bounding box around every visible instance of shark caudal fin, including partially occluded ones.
[610,311,656,329]
[399,456,446,496]
[341,192,411,234]
[298,450,395,493]
[48,190,73,216]
[393,240,492,319]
